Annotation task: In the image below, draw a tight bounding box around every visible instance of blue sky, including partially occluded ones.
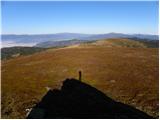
[1,1,159,35]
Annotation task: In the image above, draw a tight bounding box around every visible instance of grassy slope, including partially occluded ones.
[78,38,147,48]
[2,39,159,118]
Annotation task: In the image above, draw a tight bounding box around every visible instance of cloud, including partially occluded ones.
[1,41,37,48]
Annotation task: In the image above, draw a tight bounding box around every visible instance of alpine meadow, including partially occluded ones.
[1,1,159,119]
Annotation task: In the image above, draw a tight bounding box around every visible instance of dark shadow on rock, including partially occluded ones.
[27,78,153,119]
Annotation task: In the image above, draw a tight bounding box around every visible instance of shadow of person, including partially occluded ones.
[27,78,153,119]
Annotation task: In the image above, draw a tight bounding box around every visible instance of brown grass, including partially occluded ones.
[78,38,147,48]
[1,40,159,118]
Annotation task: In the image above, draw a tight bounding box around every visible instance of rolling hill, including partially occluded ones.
[2,38,158,60]
[77,38,147,48]
[1,38,159,118]
[35,39,94,48]
[2,33,158,47]
[35,38,158,48]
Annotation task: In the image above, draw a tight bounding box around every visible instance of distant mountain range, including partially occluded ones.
[2,33,159,47]
[83,33,159,40]
[2,33,91,43]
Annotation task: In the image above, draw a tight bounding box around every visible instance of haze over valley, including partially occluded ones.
[2,32,159,48]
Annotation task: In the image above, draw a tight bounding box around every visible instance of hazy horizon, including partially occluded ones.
[1,32,159,35]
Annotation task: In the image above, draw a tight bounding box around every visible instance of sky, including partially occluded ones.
[1,1,159,35]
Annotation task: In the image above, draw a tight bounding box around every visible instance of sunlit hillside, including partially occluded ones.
[2,38,159,118]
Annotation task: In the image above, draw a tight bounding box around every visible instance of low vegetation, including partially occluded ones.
[79,38,158,48]
[1,38,159,118]
[134,39,159,48]
[1,47,47,60]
